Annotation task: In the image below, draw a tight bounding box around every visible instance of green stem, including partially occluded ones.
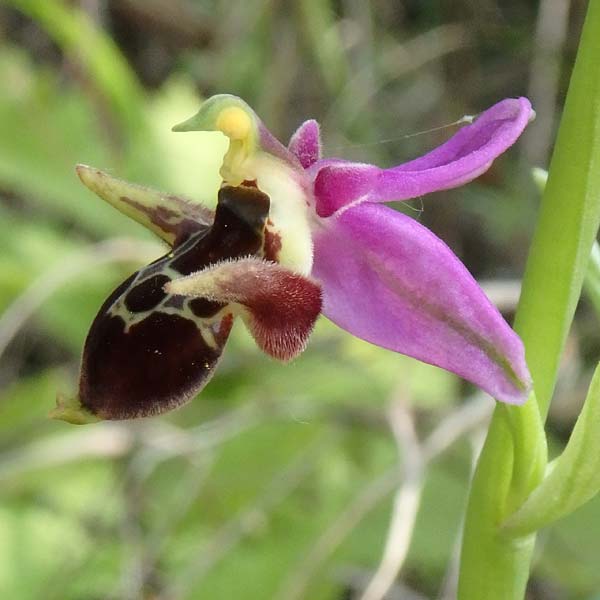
[459,410,536,599]
[458,2,600,598]
[515,0,600,421]
[459,392,547,599]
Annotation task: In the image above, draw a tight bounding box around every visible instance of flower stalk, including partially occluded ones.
[458,2,600,598]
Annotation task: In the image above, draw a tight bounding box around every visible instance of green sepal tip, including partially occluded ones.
[50,393,100,425]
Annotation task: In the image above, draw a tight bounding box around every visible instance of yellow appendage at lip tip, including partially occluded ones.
[216,107,253,141]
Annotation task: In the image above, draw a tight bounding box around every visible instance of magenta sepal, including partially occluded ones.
[312,202,531,404]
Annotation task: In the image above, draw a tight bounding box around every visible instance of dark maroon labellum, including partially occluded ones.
[78,185,270,419]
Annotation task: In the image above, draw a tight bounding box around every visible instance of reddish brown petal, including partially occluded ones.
[77,165,214,246]
[167,258,323,361]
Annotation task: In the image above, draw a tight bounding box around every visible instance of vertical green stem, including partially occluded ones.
[458,2,600,598]
[515,0,600,421]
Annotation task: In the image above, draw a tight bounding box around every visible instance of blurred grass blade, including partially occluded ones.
[297,0,348,94]
[502,363,600,537]
[6,0,145,133]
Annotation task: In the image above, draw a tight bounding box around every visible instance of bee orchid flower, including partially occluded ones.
[54,95,533,423]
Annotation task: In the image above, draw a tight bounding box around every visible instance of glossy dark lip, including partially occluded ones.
[78,185,271,419]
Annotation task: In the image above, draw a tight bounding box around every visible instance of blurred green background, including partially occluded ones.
[0,1,598,599]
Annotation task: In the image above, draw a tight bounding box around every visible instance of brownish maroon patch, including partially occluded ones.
[263,220,282,262]
[241,270,322,361]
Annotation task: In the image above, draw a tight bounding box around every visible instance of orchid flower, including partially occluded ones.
[54,94,534,423]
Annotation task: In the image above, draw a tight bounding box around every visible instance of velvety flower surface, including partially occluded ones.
[55,95,533,423]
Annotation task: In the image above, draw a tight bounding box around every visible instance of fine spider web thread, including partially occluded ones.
[323,114,476,220]
[325,114,476,153]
